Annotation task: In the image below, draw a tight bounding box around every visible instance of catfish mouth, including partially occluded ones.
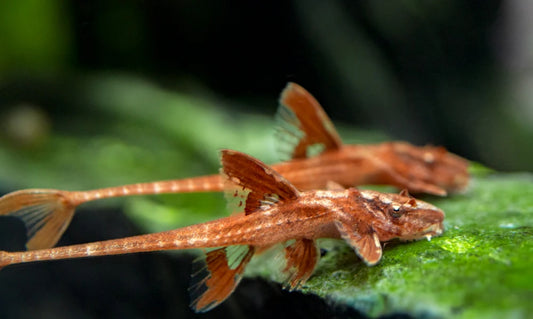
[399,222,444,241]
[397,206,445,241]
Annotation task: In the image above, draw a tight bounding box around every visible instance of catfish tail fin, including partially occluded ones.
[0,189,75,250]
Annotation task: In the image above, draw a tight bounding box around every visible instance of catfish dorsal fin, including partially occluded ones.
[220,150,300,215]
[275,82,343,159]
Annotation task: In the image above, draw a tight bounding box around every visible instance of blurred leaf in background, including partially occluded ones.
[0,0,72,74]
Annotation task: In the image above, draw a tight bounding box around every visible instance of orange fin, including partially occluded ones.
[281,239,320,290]
[0,189,75,250]
[335,222,382,266]
[221,149,299,215]
[189,245,255,312]
[275,82,343,159]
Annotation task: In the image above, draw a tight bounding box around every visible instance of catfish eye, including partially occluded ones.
[389,207,402,218]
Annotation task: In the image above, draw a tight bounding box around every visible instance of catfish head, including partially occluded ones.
[358,189,445,242]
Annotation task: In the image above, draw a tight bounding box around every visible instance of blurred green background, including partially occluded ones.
[0,1,532,318]
[1,0,532,175]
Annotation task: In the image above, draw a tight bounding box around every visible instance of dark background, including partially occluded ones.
[0,1,532,318]
[2,0,533,172]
